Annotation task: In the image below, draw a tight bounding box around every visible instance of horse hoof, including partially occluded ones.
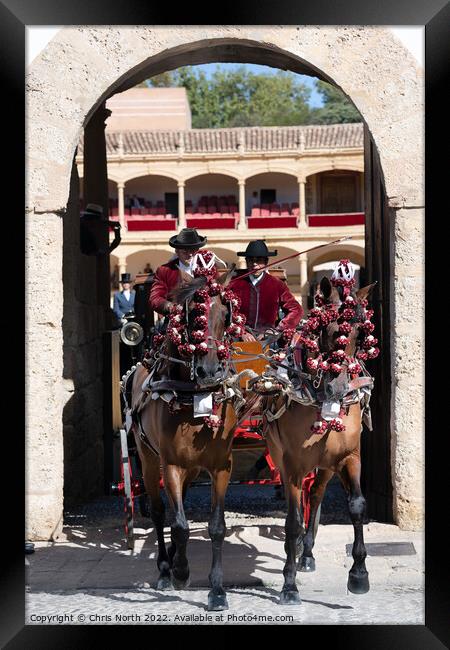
[347,572,370,594]
[299,556,316,572]
[279,589,301,605]
[172,575,190,590]
[157,576,172,590]
[208,592,229,611]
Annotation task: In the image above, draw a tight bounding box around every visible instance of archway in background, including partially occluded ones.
[27,27,424,538]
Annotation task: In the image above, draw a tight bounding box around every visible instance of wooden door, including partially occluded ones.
[361,125,393,523]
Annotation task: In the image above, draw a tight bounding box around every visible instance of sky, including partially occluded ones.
[26,27,424,110]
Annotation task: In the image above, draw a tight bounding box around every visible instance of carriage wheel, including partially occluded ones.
[119,428,134,550]
[130,454,151,518]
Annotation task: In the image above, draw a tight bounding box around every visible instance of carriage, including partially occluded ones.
[110,267,316,550]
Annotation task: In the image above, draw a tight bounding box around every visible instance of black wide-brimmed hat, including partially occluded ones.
[120,273,133,283]
[237,240,277,257]
[169,228,207,249]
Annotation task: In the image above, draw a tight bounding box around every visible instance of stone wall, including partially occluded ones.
[62,159,106,508]
[26,26,424,536]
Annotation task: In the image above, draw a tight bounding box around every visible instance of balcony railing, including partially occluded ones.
[108,212,365,233]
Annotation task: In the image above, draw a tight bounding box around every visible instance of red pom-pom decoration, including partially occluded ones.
[193,303,208,315]
[178,343,196,358]
[304,338,319,352]
[307,317,321,331]
[196,342,208,355]
[167,328,182,345]
[194,288,209,302]
[344,295,356,306]
[309,308,323,319]
[226,323,243,337]
[204,414,223,430]
[153,334,165,347]
[363,335,378,349]
[348,362,362,376]
[331,349,346,361]
[356,350,368,361]
[330,418,346,432]
[191,329,206,342]
[311,419,328,435]
[217,344,229,361]
[234,313,246,325]
[336,335,349,348]
[170,304,183,315]
[319,360,330,372]
[306,357,320,372]
[361,320,375,334]
[366,347,379,359]
[339,321,352,335]
[193,315,208,329]
[208,282,221,296]
[341,308,356,320]
[314,294,325,307]
[330,363,343,375]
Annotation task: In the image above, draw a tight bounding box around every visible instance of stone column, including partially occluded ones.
[299,253,309,310]
[238,180,247,231]
[178,181,186,228]
[118,256,127,278]
[298,179,307,227]
[117,181,125,230]
[26,211,64,540]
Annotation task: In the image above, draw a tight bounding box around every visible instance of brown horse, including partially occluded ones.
[128,269,239,611]
[262,276,376,604]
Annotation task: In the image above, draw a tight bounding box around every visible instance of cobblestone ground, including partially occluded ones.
[26,479,424,626]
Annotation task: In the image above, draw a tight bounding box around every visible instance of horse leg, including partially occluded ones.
[207,466,232,611]
[139,450,172,590]
[299,468,334,573]
[338,455,370,594]
[280,477,302,604]
[163,463,191,589]
[167,467,199,568]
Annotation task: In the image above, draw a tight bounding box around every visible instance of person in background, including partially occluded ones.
[113,273,136,324]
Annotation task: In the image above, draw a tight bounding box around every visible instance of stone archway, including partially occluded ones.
[26,27,424,538]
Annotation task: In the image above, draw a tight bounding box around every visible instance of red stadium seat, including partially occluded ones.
[251,208,261,217]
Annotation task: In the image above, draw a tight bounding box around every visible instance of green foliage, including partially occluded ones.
[147,66,311,128]
[145,67,362,127]
[307,80,361,124]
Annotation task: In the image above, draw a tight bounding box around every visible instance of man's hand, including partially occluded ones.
[241,331,257,342]
[163,301,173,314]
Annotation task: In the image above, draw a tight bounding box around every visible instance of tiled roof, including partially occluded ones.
[77,123,363,156]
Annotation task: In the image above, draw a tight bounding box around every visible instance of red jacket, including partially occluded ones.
[229,272,303,332]
[149,258,218,315]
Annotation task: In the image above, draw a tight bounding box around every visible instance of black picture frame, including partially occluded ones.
[2,1,447,646]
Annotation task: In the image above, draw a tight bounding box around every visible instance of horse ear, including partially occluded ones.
[320,276,332,299]
[217,264,236,287]
[356,281,377,302]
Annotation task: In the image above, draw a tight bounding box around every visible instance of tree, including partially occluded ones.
[146,66,312,128]
[307,80,361,124]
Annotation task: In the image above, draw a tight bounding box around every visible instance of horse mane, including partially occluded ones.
[170,275,207,305]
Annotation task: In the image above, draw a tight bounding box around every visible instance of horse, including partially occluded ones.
[260,274,377,604]
[127,267,242,611]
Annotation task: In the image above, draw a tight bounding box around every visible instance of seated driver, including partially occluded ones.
[149,227,217,317]
[228,240,303,342]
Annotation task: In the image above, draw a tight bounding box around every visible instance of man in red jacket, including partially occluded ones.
[229,240,303,342]
[150,228,216,316]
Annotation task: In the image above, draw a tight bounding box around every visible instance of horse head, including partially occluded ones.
[297,274,377,400]
[169,265,237,388]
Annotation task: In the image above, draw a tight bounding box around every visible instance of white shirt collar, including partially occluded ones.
[249,271,266,286]
[178,258,194,276]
